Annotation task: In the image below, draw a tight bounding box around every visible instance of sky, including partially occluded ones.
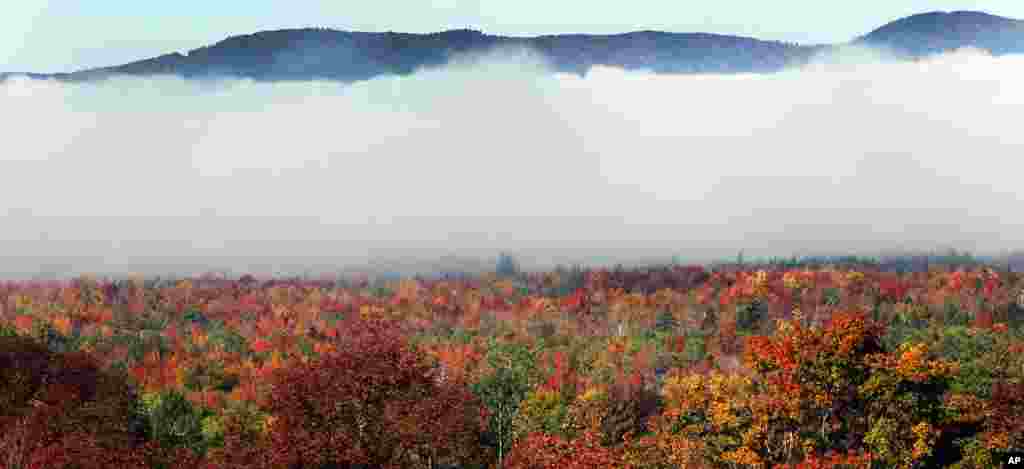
[4,1,1024,72]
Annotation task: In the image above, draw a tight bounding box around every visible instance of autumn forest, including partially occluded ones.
[2,253,1024,468]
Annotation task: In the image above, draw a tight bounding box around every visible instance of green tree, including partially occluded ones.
[140,390,214,456]
[496,253,521,278]
[472,340,537,466]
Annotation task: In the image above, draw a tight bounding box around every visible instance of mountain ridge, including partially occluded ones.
[3,10,1022,83]
[856,10,1024,56]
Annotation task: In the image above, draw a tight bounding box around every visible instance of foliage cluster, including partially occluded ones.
[1,261,1023,467]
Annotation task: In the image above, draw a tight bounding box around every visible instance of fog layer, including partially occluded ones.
[2,47,1022,278]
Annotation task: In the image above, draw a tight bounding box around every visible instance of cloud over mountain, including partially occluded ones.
[2,45,1023,278]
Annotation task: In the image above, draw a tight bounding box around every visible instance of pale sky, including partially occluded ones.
[3,1,1023,72]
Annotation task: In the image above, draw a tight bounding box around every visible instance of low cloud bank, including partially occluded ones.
[2,47,1022,278]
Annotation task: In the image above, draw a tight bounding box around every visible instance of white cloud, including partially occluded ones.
[2,47,1023,278]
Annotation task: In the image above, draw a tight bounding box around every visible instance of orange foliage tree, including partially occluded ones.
[650,311,976,469]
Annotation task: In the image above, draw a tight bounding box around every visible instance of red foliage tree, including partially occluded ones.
[0,334,149,468]
[503,431,625,469]
[244,318,487,468]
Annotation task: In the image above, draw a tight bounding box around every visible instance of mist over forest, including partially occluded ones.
[2,28,1023,279]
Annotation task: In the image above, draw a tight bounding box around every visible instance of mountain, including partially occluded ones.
[3,11,1022,83]
[857,10,1024,56]
[42,29,820,83]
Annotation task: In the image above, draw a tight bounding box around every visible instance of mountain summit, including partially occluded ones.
[3,11,1022,83]
[857,10,1024,56]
